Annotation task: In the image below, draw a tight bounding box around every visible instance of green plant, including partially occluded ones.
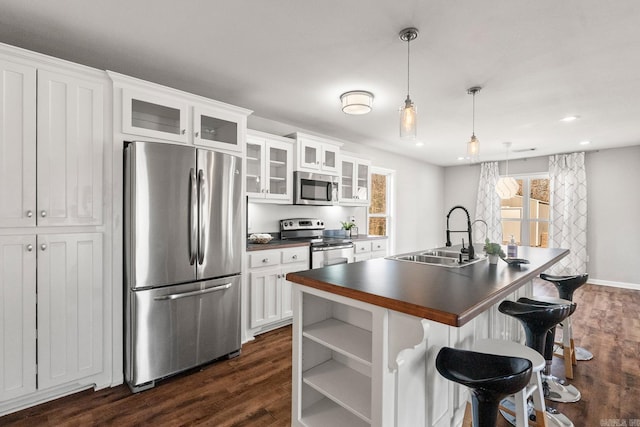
[341,221,355,230]
[483,238,506,258]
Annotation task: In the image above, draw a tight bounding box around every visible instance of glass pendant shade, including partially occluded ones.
[467,134,479,160]
[400,96,417,139]
[496,176,519,199]
[340,91,374,115]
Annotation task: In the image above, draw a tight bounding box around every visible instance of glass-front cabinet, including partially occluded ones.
[123,89,189,143]
[289,133,341,175]
[339,154,371,206]
[121,87,246,152]
[246,131,293,203]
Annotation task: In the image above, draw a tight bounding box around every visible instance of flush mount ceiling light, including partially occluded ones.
[466,86,482,161]
[399,27,418,139]
[340,90,374,115]
[495,142,519,199]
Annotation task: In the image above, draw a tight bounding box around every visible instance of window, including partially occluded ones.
[500,175,550,247]
[368,168,394,239]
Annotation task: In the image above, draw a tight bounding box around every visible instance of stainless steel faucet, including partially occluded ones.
[446,205,475,260]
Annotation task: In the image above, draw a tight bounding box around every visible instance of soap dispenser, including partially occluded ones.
[507,235,518,258]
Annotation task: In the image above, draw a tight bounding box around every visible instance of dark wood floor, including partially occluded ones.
[2,280,639,426]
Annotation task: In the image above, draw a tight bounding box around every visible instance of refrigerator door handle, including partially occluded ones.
[189,168,197,265]
[197,169,206,265]
[153,283,233,301]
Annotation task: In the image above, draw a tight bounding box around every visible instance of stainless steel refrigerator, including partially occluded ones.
[124,140,242,392]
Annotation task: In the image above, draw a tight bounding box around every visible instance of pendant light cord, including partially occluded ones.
[406,37,411,97]
[472,91,476,136]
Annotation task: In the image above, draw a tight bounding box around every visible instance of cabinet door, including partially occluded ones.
[37,70,104,226]
[122,88,189,143]
[37,233,103,390]
[265,140,292,200]
[298,139,321,170]
[281,263,307,320]
[246,138,265,198]
[340,158,355,201]
[321,145,340,174]
[249,267,281,328]
[0,60,36,228]
[356,162,370,202]
[193,105,242,152]
[0,235,37,400]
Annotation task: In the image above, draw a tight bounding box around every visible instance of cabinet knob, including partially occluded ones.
[26,244,33,252]
[40,210,47,218]
[181,129,186,135]
[195,131,199,137]
[40,244,47,251]
[292,254,297,260]
[316,161,320,165]
[26,210,33,218]
[262,258,269,263]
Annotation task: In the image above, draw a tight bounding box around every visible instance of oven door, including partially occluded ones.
[294,171,338,205]
[311,244,354,269]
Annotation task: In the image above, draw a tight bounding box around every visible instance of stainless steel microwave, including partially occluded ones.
[293,171,339,205]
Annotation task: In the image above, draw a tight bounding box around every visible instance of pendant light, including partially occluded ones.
[496,142,519,199]
[466,86,481,161]
[399,27,418,139]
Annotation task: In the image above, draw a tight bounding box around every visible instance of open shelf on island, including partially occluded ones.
[303,318,372,366]
[301,397,370,427]
[303,359,371,423]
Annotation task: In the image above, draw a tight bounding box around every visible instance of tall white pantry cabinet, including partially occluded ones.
[0,44,112,414]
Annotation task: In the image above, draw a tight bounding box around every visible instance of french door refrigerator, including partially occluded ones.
[124,140,242,392]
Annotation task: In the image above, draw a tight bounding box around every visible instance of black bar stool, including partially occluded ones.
[517,297,581,404]
[540,273,593,363]
[436,347,533,427]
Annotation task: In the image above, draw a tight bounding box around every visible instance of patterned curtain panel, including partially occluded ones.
[548,152,588,275]
[474,162,503,244]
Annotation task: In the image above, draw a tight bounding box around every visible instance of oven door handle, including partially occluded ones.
[312,243,354,251]
[153,283,233,301]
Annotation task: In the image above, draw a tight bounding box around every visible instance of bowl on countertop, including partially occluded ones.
[248,234,274,244]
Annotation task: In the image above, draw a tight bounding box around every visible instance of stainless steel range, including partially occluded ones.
[280,218,354,269]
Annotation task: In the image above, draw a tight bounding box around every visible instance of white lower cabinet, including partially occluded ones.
[0,233,103,402]
[353,239,388,263]
[248,247,309,331]
[0,235,37,401]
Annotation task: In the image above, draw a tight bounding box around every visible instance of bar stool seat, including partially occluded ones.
[540,273,593,362]
[436,347,533,427]
[474,339,575,427]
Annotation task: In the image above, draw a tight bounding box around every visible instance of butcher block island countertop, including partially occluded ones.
[286,245,568,327]
[287,246,569,427]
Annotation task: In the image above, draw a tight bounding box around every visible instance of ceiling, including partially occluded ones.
[1,0,639,166]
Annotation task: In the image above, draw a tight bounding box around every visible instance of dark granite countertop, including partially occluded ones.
[246,239,310,252]
[286,246,568,327]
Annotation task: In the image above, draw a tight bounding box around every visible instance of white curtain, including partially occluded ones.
[548,152,588,275]
[474,162,503,244]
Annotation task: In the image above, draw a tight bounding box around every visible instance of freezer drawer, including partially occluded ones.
[126,275,241,390]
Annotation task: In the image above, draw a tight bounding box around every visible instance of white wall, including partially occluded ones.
[248,116,445,255]
[443,146,640,287]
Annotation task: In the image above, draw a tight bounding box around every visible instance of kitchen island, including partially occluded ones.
[286,246,568,427]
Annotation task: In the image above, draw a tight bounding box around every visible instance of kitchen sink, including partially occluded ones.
[388,249,486,268]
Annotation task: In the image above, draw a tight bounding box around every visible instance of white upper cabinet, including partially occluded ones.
[37,69,104,226]
[193,104,242,152]
[0,59,36,228]
[122,88,189,143]
[290,132,342,175]
[115,73,251,153]
[246,131,293,202]
[340,154,371,206]
[0,59,104,228]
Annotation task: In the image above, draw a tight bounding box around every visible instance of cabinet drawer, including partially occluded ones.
[371,240,387,253]
[282,247,309,264]
[248,250,281,268]
[354,241,372,253]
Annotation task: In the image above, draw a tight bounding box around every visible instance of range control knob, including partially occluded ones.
[289,221,293,226]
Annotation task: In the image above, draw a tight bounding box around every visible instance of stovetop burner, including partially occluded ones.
[280,218,352,248]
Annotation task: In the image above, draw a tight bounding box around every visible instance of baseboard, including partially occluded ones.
[589,278,640,291]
